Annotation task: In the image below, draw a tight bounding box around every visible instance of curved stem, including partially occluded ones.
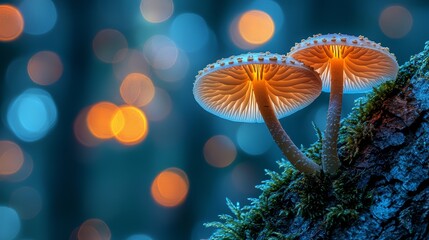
[322,58,344,175]
[252,79,321,175]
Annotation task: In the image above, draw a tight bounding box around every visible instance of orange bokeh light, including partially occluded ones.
[0,140,24,176]
[93,29,128,63]
[1,154,33,182]
[86,102,119,140]
[27,51,63,85]
[111,105,149,145]
[74,107,102,147]
[237,10,274,45]
[120,73,155,107]
[151,168,189,207]
[0,5,24,42]
[78,218,111,240]
[204,135,236,168]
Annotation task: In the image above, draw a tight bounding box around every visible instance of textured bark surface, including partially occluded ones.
[207,42,429,239]
[332,52,429,240]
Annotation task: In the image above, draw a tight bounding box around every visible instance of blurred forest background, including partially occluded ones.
[0,0,428,239]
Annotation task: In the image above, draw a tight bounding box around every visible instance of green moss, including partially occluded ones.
[325,205,359,229]
[294,174,330,219]
[325,172,372,229]
[293,170,371,230]
[205,42,429,239]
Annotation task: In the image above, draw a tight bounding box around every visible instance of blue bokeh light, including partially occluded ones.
[126,234,153,240]
[169,13,209,52]
[236,124,273,155]
[7,88,58,142]
[19,0,57,35]
[0,206,21,240]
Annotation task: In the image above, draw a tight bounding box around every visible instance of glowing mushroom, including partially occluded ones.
[288,33,399,175]
[193,52,322,175]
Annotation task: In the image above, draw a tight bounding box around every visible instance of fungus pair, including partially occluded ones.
[194,34,398,176]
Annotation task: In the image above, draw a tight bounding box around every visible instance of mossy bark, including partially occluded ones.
[206,42,429,239]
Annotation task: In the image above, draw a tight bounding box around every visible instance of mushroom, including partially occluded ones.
[288,33,399,175]
[193,52,322,175]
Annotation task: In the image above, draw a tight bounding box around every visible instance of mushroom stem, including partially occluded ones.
[252,79,321,175]
[322,58,344,175]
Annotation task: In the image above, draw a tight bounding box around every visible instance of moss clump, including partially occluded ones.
[294,174,330,219]
[206,42,429,239]
[324,172,372,230]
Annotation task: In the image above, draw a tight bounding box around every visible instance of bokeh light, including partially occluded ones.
[142,87,172,122]
[203,135,236,168]
[153,49,189,83]
[126,234,153,240]
[143,35,178,70]
[93,29,128,63]
[74,107,103,147]
[236,124,273,155]
[1,154,33,182]
[140,0,174,23]
[19,0,57,35]
[111,105,149,145]
[0,141,24,176]
[113,49,150,81]
[0,206,21,240]
[27,51,63,85]
[151,168,189,207]
[7,88,57,142]
[229,16,250,50]
[0,5,24,42]
[169,13,209,52]
[86,102,119,140]
[379,5,413,39]
[78,218,111,240]
[120,73,155,107]
[234,10,274,47]
[249,0,284,30]
[9,186,43,220]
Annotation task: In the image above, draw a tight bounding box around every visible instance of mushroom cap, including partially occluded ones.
[288,33,399,93]
[193,52,322,123]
